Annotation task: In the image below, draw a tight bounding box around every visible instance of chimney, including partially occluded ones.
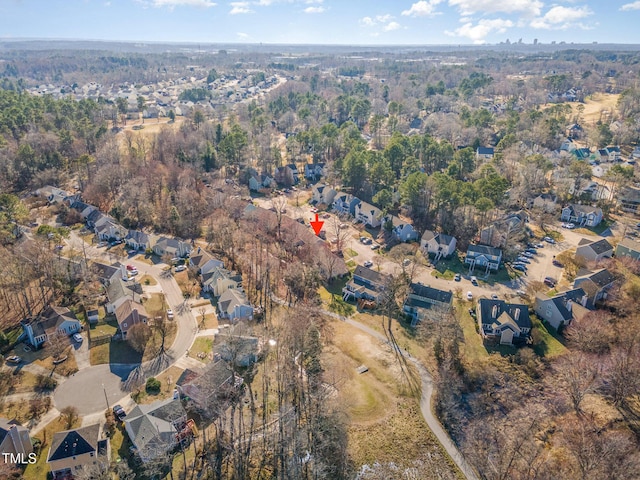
[566,299,572,312]
[581,295,588,307]
[492,304,498,319]
[121,264,127,280]
[132,307,139,324]
[514,308,521,321]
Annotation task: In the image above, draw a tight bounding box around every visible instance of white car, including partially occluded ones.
[73,333,83,343]
[175,265,187,272]
[167,309,174,319]
[363,260,373,268]
[466,291,473,301]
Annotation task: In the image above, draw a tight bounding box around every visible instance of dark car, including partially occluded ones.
[525,248,537,254]
[113,405,126,421]
[513,264,527,272]
[552,260,564,267]
[544,277,556,287]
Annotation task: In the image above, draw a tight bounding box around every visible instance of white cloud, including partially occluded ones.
[304,6,325,13]
[237,32,250,39]
[383,21,402,31]
[531,5,592,29]
[447,18,513,43]
[230,1,253,14]
[149,0,216,7]
[621,1,640,10]
[401,0,442,17]
[448,0,542,17]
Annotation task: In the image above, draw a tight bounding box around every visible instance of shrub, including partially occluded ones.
[146,377,161,394]
[36,374,57,391]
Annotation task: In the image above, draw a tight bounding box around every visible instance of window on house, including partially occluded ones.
[123,322,127,328]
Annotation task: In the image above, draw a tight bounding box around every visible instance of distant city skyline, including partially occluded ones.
[1,1,640,46]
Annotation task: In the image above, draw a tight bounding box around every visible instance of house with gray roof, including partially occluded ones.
[421,230,457,260]
[176,360,243,412]
[573,268,616,306]
[36,185,71,204]
[332,193,360,216]
[477,298,531,346]
[403,282,453,326]
[124,398,187,463]
[465,244,502,273]
[385,215,419,243]
[214,333,262,367]
[125,230,154,251]
[561,204,603,227]
[354,200,383,228]
[218,289,253,321]
[47,424,109,479]
[576,238,613,262]
[21,306,82,349]
[616,236,640,261]
[479,211,528,248]
[342,265,389,303]
[153,236,192,258]
[115,299,148,336]
[202,267,243,296]
[105,277,143,314]
[189,247,224,274]
[89,261,123,285]
[534,288,589,331]
[95,219,127,242]
[0,418,33,459]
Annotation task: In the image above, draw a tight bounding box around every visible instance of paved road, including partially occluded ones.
[52,232,200,415]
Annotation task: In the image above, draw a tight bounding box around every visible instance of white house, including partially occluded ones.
[421,230,457,260]
[153,237,192,258]
[384,215,418,242]
[21,306,82,348]
[560,204,603,227]
[531,193,558,213]
[465,244,502,273]
[218,289,253,321]
[354,200,382,228]
[311,184,337,206]
[125,230,154,251]
[202,267,242,296]
[575,238,614,263]
[332,193,359,216]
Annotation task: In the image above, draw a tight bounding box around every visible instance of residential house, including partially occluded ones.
[213,334,262,367]
[531,193,558,213]
[105,276,143,314]
[479,211,528,248]
[620,186,640,214]
[421,230,457,260]
[403,282,453,326]
[95,219,127,242]
[248,173,276,192]
[304,162,325,181]
[596,146,622,162]
[575,238,614,263]
[534,288,589,331]
[477,298,531,346]
[46,424,110,479]
[311,184,337,206]
[86,308,99,324]
[153,237,192,258]
[202,267,242,296]
[465,244,502,273]
[384,215,418,243]
[560,204,603,227]
[115,299,148,336]
[189,247,224,274]
[36,185,71,204]
[342,266,389,303]
[274,164,299,186]
[566,123,583,139]
[124,398,187,463]
[572,147,592,160]
[476,146,494,161]
[616,236,640,261]
[332,193,360,216]
[573,268,616,306]
[85,209,106,228]
[176,360,243,412]
[125,230,154,251]
[218,289,253,321]
[21,306,82,349]
[90,261,123,285]
[0,418,33,458]
[354,200,383,228]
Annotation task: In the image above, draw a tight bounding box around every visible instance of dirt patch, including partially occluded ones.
[577,93,620,125]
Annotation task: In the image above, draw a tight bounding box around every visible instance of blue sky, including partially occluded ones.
[1,0,640,45]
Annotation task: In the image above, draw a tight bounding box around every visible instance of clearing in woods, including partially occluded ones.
[574,92,620,124]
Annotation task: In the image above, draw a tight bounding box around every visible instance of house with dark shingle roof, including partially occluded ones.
[476,146,494,161]
[47,424,109,479]
[561,204,603,227]
[573,268,616,306]
[0,418,33,459]
[21,306,82,349]
[153,236,192,258]
[421,230,457,259]
[616,236,640,261]
[115,299,149,336]
[576,238,614,262]
[124,398,187,463]
[534,288,590,331]
[465,244,502,273]
[477,298,531,346]
[125,230,154,251]
[176,360,243,412]
[342,266,389,303]
[403,282,453,326]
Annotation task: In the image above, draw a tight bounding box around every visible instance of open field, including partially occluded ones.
[575,92,620,125]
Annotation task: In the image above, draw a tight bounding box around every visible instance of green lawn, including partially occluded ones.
[189,336,214,363]
[457,303,489,362]
[344,247,359,258]
[90,319,118,337]
[90,340,143,365]
[431,254,464,280]
[531,317,567,357]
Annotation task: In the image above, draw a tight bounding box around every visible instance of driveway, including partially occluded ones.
[72,333,91,370]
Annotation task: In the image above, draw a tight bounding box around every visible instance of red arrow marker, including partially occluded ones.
[310,213,324,236]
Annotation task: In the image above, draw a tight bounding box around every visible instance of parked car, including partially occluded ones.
[544,277,556,287]
[513,264,527,272]
[525,248,537,254]
[454,273,461,282]
[522,252,534,258]
[535,243,544,248]
[339,223,349,229]
[310,207,318,213]
[371,243,380,250]
[516,290,527,297]
[552,260,564,267]
[174,265,187,272]
[516,257,530,264]
[363,260,373,268]
[491,294,499,300]
[566,223,576,229]
[470,276,478,286]
[167,309,174,319]
[113,405,126,421]
[360,236,372,245]
[129,270,139,276]
[96,241,107,247]
[5,355,21,364]
[73,333,83,343]
[544,236,556,244]
[466,291,473,301]
[126,264,136,271]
